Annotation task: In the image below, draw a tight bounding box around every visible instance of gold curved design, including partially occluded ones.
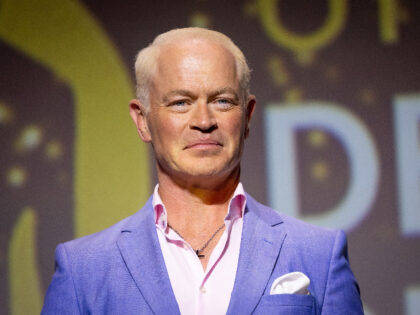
[378,0,399,43]
[257,0,348,55]
[0,0,150,313]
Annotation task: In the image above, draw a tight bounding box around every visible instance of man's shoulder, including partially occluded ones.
[63,215,130,252]
[60,197,153,257]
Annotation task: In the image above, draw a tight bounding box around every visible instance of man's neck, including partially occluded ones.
[156,167,240,231]
[156,166,241,269]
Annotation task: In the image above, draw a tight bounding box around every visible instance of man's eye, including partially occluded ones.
[216,99,231,105]
[168,100,189,112]
[173,100,186,106]
[215,99,234,109]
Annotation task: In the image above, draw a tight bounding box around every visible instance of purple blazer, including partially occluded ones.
[42,194,363,314]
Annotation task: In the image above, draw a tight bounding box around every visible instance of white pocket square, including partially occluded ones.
[270,272,310,295]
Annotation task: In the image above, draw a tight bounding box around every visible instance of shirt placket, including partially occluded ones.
[196,219,235,315]
[167,229,206,298]
[153,183,246,315]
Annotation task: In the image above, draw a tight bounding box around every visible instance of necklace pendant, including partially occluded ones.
[196,250,205,259]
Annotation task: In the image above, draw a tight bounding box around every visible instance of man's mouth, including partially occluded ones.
[184,140,222,150]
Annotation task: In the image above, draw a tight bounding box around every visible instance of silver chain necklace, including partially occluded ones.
[168,223,225,259]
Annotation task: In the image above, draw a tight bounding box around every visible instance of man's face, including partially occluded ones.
[131,39,255,186]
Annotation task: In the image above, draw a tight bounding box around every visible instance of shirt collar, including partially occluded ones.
[152,183,247,232]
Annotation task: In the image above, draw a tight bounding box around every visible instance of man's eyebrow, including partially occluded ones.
[162,90,195,102]
[209,88,239,100]
[162,88,239,103]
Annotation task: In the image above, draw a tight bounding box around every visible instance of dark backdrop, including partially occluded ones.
[1,1,419,314]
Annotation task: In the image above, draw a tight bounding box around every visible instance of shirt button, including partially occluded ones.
[200,286,206,294]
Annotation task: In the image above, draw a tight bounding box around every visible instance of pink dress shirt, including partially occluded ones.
[153,183,247,315]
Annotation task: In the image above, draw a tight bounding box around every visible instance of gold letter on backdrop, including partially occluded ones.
[0,0,150,313]
[378,0,400,43]
[257,0,348,64]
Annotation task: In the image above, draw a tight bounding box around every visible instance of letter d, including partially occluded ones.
[265,103,379,231]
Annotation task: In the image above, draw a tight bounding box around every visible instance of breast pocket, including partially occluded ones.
[253,294,315,315]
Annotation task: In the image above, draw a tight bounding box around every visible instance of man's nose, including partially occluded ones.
[189,101,217,132]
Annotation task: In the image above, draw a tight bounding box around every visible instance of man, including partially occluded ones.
[42,28,363,314]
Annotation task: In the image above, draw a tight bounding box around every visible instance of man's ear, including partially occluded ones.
[244,95,256,138]
[129,99,152,143]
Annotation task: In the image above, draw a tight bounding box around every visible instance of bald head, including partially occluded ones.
[134,28,251,109]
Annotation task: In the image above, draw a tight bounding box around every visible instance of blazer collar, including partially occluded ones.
[227,194,286,315]
[116,197,180,315]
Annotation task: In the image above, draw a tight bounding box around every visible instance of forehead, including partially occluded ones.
[151,39,239,91]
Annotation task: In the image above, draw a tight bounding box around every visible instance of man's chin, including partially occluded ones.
[175,164,240,186]
[157,157,240,186]
[182,169,224,179]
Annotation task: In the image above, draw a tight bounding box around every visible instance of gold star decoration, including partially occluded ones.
[7,166,27,187]
[189,12,211,28]
[311,160,328,182]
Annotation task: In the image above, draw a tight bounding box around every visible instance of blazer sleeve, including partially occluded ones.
[321,230,364,314]
[41,244,81,315]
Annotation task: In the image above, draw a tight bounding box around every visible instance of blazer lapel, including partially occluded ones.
[117,198,180,315]
[227,195,286,315]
